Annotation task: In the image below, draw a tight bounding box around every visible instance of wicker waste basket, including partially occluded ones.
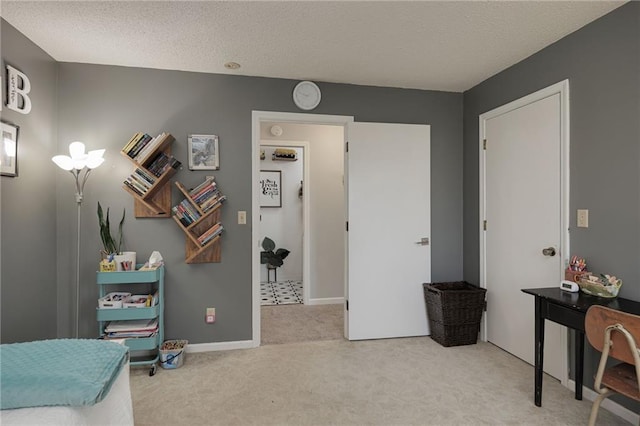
[423,282,486,347]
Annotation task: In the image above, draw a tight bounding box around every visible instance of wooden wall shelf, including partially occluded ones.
[121,132,180,218]
[171,179,226,264]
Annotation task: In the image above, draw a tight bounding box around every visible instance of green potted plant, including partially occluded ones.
[260,237,290,282]
[97,202,130,271]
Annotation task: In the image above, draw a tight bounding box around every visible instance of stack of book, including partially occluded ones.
[147,152,181,177]
[124,168,156,196]
[197,222,224,246]
[103,318,158,339]
[189,177,227,213]
[122,132,171,163]
[172,177,227,226]
[172,199,202,226]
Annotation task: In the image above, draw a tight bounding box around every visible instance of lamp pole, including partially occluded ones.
[53,143,104,338]
[71,168,91,339]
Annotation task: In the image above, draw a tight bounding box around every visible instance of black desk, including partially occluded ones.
[521,287,640,407]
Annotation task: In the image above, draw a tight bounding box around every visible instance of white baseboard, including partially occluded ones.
[567,379,639,424]
[186,340,256,353]
[307,297,344,305]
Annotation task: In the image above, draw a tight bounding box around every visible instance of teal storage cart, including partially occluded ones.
[96,265,164,376]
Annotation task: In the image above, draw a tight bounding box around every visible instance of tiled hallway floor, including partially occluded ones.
[260,280,303,305]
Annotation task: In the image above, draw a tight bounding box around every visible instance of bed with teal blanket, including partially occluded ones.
[0,339,133,425]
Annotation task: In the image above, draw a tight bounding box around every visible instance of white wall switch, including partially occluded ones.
[238,210,247,225]
[577,209,589,228]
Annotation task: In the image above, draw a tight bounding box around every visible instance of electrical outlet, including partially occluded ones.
[577,209,589,228]
[205,307,216,324]
[238,210,247,225]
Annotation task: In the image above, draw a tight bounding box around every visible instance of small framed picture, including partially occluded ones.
[188,134,219,170]
[1,121,19,177]
[260,170,281,207]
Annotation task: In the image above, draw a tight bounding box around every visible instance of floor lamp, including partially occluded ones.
[53,142,105,338]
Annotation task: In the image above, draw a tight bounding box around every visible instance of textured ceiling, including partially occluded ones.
[0,1,626,92]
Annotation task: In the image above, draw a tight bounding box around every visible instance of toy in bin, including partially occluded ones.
[160,340,188,369]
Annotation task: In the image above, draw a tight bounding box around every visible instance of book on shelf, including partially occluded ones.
[192,184,217,203]
[128,133,153,158]
[134,132,169,163]
[124,180,145,196]
[122,132,144,154]
[123,167,159,196]
[126,176,149,194]
[193,185,219,203]
[186,177,227,213]
[189,176,215,197]
[172,199,202,226]
[131,134,157,160]
[122,132,174,164]
[148,152,181,177]
[200,195,226,213]
[197,222,224,246]
[134,168,156,186]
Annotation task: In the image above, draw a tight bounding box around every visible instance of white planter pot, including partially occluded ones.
[114,251,136,271]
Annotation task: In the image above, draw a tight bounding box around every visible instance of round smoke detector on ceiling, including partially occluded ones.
[224,62,241,70]
[270,125,283,137]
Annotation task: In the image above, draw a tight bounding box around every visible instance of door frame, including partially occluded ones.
[251,111,354,346]
[478,79,570,387]
[259,139,311,305]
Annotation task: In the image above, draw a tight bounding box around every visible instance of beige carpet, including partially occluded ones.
[261,303,343,345]
[130,338,629,425]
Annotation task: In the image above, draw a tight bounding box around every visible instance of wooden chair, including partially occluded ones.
[584,305,640,426]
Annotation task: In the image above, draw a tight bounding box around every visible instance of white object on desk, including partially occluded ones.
[560,280,579,292]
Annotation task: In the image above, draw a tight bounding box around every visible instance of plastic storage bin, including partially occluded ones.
[423,282,486,347]
[98,292,131,309]
[160,340,188,369]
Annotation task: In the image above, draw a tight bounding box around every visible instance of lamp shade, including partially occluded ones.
[54,142,105,171]
[68,141,86,159]
[86,157,105,169]
[73,158,87,170]
[52,155,74,171]
[86,149,105,169]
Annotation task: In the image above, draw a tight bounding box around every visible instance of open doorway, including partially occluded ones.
[253,113,351,346]
[259,140,306,306]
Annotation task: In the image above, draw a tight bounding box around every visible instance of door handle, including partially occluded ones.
[542,247,556,257]
[415,237,429,246]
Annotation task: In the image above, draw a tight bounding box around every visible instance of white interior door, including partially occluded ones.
[346,122,431,340]
[482,90,566,380]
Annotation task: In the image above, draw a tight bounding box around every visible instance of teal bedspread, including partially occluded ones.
[0,339,128,410]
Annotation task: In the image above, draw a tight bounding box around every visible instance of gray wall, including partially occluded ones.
[0,20,59,343]
[463,2,639,411]
[55,64,463,343]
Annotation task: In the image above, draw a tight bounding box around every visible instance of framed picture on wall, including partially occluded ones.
[1,121,19,177]
[188,134,219,170]
[260,170,281,207]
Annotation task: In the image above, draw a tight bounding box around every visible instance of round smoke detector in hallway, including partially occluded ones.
[270,125,283,137]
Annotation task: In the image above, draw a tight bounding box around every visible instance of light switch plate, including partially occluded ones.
[577,209,589,228]
[238,210,247,225]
